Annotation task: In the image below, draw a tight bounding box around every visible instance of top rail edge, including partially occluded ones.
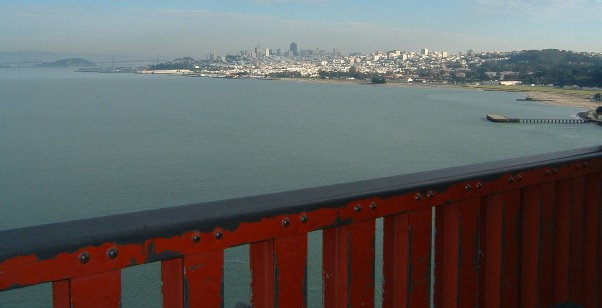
[1,145,601,261]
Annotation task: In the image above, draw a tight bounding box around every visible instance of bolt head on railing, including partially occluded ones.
[552,168,559,175]
[426,191,434,199]
[465,184,472,191]
[192,234,201,243]
[415,193,422,201]
[79,252,90,264]
[107,248,118,259]
[369,202,377,210]
[507,176,514,183]
[476,182,483,189]
[517,174,523,181]
[215,232,223,240]
[282,217,290,227]
[300,214,308,223]
[354,204,362,212]
[545,169,551,176]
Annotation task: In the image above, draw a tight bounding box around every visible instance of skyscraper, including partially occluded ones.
[290,42,298,57]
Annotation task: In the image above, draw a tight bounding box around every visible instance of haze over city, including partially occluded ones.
[1,0,602,59]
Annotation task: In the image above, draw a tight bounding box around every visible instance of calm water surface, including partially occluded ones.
[1,69,600,307]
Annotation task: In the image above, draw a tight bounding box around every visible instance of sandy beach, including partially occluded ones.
[519,92,598,110]
[281,78,601,111]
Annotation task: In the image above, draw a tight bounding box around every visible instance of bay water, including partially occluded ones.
[1,69,601,307]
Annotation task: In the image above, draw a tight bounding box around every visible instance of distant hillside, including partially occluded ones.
[149,57,199,70]
[473,49,602,87]
[38,58,96,68]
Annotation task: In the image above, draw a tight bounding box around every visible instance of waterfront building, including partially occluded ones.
[421,48,429,56]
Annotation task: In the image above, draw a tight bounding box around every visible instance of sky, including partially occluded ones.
[1,0,601,59]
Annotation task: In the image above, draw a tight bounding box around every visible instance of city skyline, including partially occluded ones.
[1,0,602,59]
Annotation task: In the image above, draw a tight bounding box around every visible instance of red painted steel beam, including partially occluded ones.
[161,258,184,308]
[408,208,432,308]
[250,235,309,307]
[184,251,224,307]
[250,240,275,308]
[554,179,572,303]
[582,173,600,308]
[481,194,503,308]
[570,176,585,303]
[434,202,459,308]
[520,185,541,308]
[52,279,70,308]
[501,189,521,308]
[323,220,375,308]
[538,182,555,308]
[274,234,308,307]
[52,270,121,308]
[383,213,409,308]
[457,198,481,308]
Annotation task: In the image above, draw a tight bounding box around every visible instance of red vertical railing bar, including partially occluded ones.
[408,208,432,308]
[250,240,275,308]
[323,220,376,308]
[457,198,481,308]
[570,175,585,303]
[323,224,350,308]
[538,182,555,308]
[553,179,572,303]
[481,194,503,308]
[520,185,541,308]
[69,270,121,307]
[582,173,600,308]
[383,213,409,308]
[52,279,70,308]
[434,202,459,308]
[161,258,184,308]
[349,220,375,308]
[184,250,224,307]
[274,234,308,307]
[501,190,521,308]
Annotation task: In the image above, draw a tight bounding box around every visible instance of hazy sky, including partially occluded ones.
[1,0,601,59]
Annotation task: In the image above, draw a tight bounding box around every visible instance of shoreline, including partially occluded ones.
[276,77,600,111]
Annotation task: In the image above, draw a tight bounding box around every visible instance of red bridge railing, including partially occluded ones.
[1,146,601,307]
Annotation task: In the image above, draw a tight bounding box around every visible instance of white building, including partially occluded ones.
[421,48,429,56]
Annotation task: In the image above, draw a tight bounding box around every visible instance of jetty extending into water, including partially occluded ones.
[487,114,585,124]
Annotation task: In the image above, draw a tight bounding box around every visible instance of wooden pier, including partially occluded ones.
[487,114,584,124]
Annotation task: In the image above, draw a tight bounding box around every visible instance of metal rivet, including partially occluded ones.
[545,170,551,176]
[369,202,377,210]
[192,234,200,243]
[517,174,523,181]
[354,204,362,212]
[215,232,223,240]
[282,217,290,227]
[476,182,483,189]
[415,193,422,201]
[507,176,514,183]
[576,163,583,170]
[107,248,118,259]
[79,252,90,264]
[583,162,589,167]
[465,184,472,191]
[552,168,559,175]
[300,215,308,223]
[426,191,434,199]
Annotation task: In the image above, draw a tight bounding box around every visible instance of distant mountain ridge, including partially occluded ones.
[38,58,96,67]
